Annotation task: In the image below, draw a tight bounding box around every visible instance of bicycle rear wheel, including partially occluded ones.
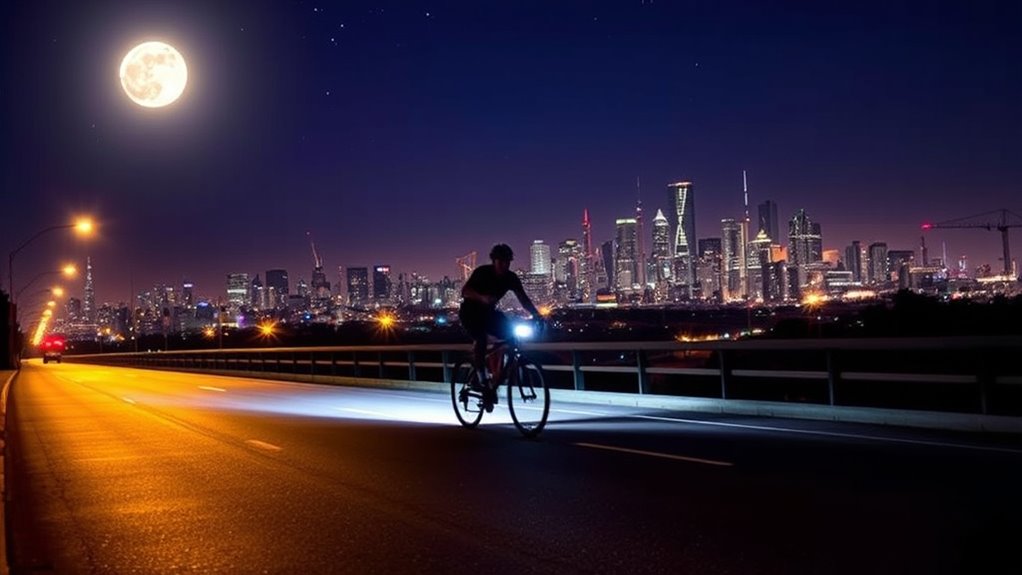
[507,356,550,438]
[451,362,484,428]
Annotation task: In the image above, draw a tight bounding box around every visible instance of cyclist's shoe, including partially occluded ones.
[470,375,489,392]
[482,384,497,413]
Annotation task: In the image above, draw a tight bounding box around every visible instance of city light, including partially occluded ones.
[74,217,95,236]
[203,327,216,339]
[377,313,395,329]
[258,320,277,338]
[51,286,64,297]
[62,263,77,277]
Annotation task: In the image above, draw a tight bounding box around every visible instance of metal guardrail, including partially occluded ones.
[65,336,1022,417]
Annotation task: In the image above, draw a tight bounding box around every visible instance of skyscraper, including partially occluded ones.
[265,269,289,308]
[788,209,823,272]
[721,218,743,299]
[373,265,392,302]
[226,273,250,311]
[667,181,696,297]
[600,239,614,291]
[346,267,369,306]
[634,178,647,287]
[867,243,888,284]
[580,209,594,302]
[182,280,194,307]
[758,200,779,242]
[530,240,551,276]
[83,256,96,322]
[614,218,638,290]
[250,274,264,309]
[845,241,863,283]
[652,209,672,283]
[555,239,580,295]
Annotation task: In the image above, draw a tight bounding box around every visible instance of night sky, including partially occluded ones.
[3,1,1020,304]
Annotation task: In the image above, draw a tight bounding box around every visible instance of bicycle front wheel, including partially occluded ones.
[507,356,550,438]
[451,362,484,428]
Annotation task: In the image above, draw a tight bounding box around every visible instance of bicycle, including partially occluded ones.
[450,330,550,438]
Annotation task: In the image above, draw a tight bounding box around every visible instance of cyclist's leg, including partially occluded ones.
[459,306,488,384]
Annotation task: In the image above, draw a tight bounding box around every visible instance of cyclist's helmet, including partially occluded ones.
[489,243,514,262]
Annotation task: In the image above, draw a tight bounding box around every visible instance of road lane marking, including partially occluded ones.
[245,440,283,452]
[121,397,136,405]
[575,442,734,467]
[629,414,1022,455]
[336,407,388,417]
[198,386,227,392]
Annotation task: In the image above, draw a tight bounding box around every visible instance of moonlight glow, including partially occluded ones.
[119,41,188,108]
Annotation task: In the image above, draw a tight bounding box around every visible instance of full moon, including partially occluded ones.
[119,41,188,108]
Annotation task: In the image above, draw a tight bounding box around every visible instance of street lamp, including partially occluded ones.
[15,264,77,300]
[7,216,95,303]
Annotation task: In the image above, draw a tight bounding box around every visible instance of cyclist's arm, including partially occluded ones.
[462,284,495,306]
[510,276,542,319]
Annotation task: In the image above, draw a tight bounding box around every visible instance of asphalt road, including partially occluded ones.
[5,361,1021,574]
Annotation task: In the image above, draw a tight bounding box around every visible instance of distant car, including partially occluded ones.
[41,334,66,364]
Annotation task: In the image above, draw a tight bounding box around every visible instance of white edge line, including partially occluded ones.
[631,414,1022,455]
[198,386,227,392]
[336,407,389,417]
[122,397,136,405]
[575,442,734,467]
[245,439,283,452]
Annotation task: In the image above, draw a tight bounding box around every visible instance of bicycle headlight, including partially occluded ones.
[513,323,535,339]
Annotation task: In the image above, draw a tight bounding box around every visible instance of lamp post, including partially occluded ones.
[15,264,77,301]
[8,217,93,303]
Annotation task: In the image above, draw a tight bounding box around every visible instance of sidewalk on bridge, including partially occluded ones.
[1,369,16,575]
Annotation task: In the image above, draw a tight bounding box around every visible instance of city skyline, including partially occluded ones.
[3,1,1020,305]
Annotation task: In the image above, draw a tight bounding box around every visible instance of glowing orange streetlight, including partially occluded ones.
[257,320,277,338]
[51,286,65,298]
[8,216,96,302]
[74,217,95,236]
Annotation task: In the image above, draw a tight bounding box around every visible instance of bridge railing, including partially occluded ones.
[63,336,1022,418]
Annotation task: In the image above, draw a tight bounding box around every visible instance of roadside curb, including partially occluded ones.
[1,369,17,575]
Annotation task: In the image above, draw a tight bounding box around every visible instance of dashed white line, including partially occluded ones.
[245,440,282,452]
[629,414,1022,455]
[198,386,227,392]
[575,442,734,467]
[121,397,136,405]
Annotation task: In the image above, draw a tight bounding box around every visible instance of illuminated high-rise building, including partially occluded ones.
[265,269,289,308]
[182,280,194,307]
[83,256,96,322]
[788,209,823,282]
[696,237,723,302]
[373,265,392,302]
[634,178,647,287]
[652,209,672,283]
[667,181,696,298]
[868,243,888,284]
[250,274,265,309]
[555,239,581,296]
[580,209,594,302]
[346,267,369,306]
[721,218,743,299]
[614,218,638,290]
[530,241,551,276]
[226,273,250,311]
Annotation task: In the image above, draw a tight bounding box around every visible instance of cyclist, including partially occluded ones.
[459,243,543,412]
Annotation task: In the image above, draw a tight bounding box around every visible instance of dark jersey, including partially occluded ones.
[461,264,524,311]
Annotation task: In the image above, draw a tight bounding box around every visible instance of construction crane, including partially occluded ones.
[307,231,324,272]
[922,209,1022,277]
[456,251,477,281]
